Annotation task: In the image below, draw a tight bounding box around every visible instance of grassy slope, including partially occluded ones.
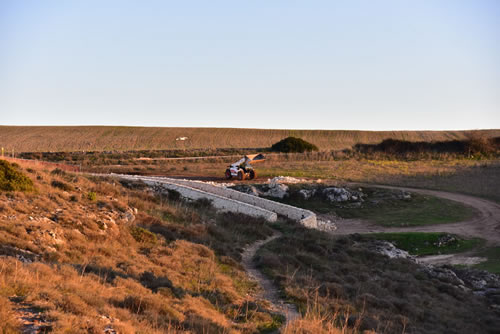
[0,161,282,333]
[1,126,499,152]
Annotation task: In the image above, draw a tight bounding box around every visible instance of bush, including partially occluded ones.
[0,160,35,192]
[50,168,66,176]
[51,180,73,191]
[271,137,319,153]
[87,191,97,201]
[130,226,158,244]
[353,137,500,157]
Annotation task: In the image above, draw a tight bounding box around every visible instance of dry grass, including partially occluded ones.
[0,160,283,333]
[282,293,368,334]
[1,126,499,152]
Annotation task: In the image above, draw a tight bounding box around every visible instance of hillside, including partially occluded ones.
[1,159,500,333]
[0,160,283,333]
[1,126,499,152]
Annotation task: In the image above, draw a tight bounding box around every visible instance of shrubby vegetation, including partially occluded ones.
[353,137,500,158]
[271,137,319,153]
[257,222,500,334]
[0,159,34,192]
[0,164,281,333]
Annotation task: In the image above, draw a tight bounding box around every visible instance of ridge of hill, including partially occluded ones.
[1,126,499,152]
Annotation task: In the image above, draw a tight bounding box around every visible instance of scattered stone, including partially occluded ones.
[370,241,415,260]
[433,234,457,248]
[9,299,51,334]
[317,219,337,232]
[121,210,135,223]
[420,265,466,286]
[322,187,363,203]
[267,176,305,184]
[0,245,40,263]
[397,191,412,200]
[298,189,316,200]
[263,183,289,199]
[420,265,500,309]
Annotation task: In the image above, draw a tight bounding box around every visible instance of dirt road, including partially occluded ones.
[330,184,500,245]
[241,233,300,325]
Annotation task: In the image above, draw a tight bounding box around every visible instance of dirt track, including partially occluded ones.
[331,184,500,245]
[241,233,300,325]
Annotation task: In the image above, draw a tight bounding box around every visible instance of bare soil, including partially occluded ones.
[241,232,300,325]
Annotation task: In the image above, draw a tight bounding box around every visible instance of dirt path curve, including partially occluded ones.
[241,233,300,325]
[333,184,500,246]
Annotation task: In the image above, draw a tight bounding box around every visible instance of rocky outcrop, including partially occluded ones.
[322,187,365,203]
[369,240,415,260]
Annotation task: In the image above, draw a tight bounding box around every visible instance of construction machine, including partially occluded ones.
[225,154,265,180]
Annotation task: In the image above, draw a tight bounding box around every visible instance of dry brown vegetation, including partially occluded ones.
[0,160,283,333]
[1,126,499,152]
[258,222,500,334]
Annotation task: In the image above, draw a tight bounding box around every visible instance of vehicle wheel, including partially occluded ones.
[237,170,245,181]
[249,170,257,179]
[225,169,232,179]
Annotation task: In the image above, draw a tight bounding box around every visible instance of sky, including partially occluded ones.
[0,0,499,130]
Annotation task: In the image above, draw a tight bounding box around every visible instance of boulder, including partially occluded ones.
[263,183,289,199]
[371,241,415,260]
[298,189,316,200]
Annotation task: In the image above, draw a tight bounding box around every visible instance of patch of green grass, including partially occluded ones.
[339,193,476,226]
[364,232,483,256]
[473,247,500,274]
[278,187,477,227]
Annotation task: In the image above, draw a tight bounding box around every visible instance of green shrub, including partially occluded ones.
[87,191,97,201]
[271,137,318,153]
[50,168,66,176]
[130,226,157,244]
[0,160,35,192]
[51,180,73,191]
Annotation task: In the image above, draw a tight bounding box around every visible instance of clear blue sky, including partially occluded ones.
[1,0,499,130]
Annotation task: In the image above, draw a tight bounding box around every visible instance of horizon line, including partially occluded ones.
[0,124,498,132]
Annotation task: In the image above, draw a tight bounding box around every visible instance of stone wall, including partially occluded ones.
[129,176,317,229]
[120,175,278,222]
